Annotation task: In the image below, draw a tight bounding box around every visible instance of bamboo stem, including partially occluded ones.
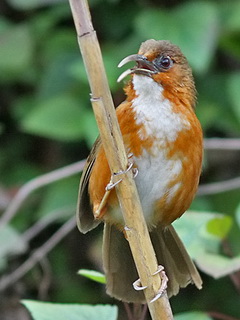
[68,1,173,318]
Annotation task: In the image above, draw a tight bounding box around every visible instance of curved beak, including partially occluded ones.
[117,54,158,83]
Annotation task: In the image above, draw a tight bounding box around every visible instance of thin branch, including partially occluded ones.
[38,257,52,300]
[197,176,240,196]
[0,160,85,230]
[0,216,76,292]
[0,186,10,211]
[21,207,74,243]
[69,1,173,319]
[204,138,240,151]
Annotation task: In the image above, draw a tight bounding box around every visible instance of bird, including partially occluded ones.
[77,39,203,303]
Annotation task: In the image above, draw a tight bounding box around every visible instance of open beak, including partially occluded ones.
[117,54,158,82]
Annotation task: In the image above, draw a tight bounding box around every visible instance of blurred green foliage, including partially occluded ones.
[21,300,118,320]
[0,0,240,319]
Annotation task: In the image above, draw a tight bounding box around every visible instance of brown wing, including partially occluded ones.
[77,101,131,233]
[76,137,102,234]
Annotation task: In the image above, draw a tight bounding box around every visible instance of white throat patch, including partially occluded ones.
[132,75,190,145]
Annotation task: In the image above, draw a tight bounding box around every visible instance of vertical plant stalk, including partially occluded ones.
[68,1,173,319]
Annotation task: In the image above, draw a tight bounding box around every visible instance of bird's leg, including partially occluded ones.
[94,153,138,219]
[150,265,169,302]
[132,265,169,303]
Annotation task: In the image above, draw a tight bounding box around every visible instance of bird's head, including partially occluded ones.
[118,39,196,109]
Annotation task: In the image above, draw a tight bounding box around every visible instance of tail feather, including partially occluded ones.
[103,223,202,303]
[151,225,202,297]
[103,223,144,302]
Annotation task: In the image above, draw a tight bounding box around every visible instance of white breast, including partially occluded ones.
[131,75,190,224]
[132,75,190,146]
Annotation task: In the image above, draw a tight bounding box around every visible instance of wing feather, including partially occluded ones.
[76,138,102,233]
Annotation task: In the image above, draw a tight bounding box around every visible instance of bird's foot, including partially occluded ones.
[132,265,168,303]
[94,154,137,219]
[106,153,138,191]
[150,265,168,303]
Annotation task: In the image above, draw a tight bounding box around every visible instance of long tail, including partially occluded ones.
[151,224,202,297]
[102,223,202,303]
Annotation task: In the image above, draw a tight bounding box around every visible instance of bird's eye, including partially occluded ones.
[155,56,173,70]
[161,57,171,68]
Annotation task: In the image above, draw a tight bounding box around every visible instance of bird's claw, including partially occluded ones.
[150,265,168,303]
[133,279,148,291]
[132,265,168,303]
[105,178,123,191]
[105,153,138,191]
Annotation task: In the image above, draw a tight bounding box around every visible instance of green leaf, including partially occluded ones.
[134,2,219,73]
[0,17,11,33]
[0,225,28,271]
[29,6,72,41]
[68,59,88,84]
[196,252,240,279]
[78,269,106,284]
[37,52,79,99]
[0,23,34,80]
[20,95,87,141]
[80,109,98,147]
[21,300,118,320]
[7,0,62,10]
[220,33,240,59]
[86,1,136,41]
[236,203,240,229]
[175,311,212,320]
[37,177,79,219]
[227,73,240,123]
[207,216,232,238]
[218,1,240,33]
[173,211,223,258]
[173,211,238,278]
[219,0,240,58]
[197,73,240,134]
